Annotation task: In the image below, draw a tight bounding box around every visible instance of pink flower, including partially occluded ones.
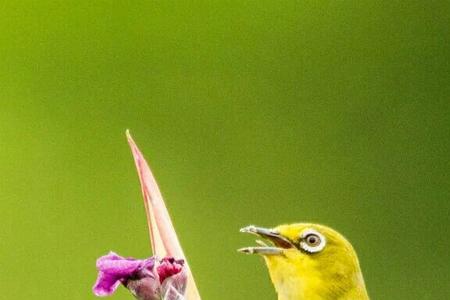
[93,252,186,300]
[93,132,201,300]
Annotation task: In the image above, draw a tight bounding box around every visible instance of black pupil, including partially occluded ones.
[307,235,319,245]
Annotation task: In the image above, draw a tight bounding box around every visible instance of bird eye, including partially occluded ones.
[299,229,326,253]
[305,234,320,246]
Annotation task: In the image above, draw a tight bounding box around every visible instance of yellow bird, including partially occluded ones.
[239,223,369,300]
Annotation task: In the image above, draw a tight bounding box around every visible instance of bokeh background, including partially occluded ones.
[1,1,449,299]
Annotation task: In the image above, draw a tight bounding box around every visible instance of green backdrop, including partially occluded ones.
[1,1,449,299]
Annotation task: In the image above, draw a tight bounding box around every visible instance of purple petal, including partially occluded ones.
[93,252,156,297]
[93,271,122,296]
[96,252,149,276]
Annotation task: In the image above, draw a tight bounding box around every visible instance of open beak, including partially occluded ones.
[127,131,201,300]
[238,225,295,255]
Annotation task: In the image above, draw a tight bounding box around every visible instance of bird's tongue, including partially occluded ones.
[269,237,293,249]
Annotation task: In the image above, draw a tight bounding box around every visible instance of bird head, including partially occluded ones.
[239,223,369,300]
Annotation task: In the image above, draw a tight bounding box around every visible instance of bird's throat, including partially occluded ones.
[264,256,369,300]
[264,256,307,300]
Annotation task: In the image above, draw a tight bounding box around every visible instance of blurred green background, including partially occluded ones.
[0,1,449,299]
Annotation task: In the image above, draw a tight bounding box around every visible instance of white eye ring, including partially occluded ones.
[299,229,326,253]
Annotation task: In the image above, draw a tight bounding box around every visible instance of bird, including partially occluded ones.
[238,223,369,300]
